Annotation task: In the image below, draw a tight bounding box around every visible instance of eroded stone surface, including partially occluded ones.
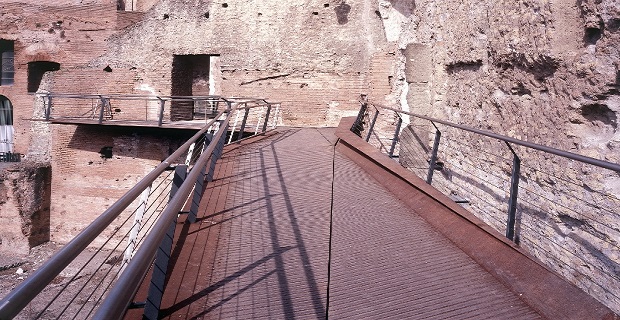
[381,0,620,313]
[0,162,51,254]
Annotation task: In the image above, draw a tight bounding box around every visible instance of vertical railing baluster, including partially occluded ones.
[254,106,264,134]
[237,104,250,142]
[426,122,441,184]
[365,109,379,142]
[388,116,403,158]
[228,109,240,144]
[184,143,196,166]
[352,100,368,136]
[120,184,152,276]
[505,143,521,242]
[207,119,228,183]
[262,104,272,133]
[187,133,212,224]
[158,98,165,127]
[143,165,187,319]
[98,96,106,124]
[272,104,280,129]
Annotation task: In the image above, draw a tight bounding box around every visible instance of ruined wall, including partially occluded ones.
[379,0,620,313]
[0,1,123,155]
[0,162,51,254]
[0,1,153,253]
[93,0,391,126]
[49,124,191,244]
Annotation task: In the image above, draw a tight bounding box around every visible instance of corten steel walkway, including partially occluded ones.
[132,124,612,319]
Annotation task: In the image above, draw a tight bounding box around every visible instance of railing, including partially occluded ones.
[352,100,620,314]
[38,93,281,128]
[0,98,280,319]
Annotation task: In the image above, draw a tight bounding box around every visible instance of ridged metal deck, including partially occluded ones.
[127,127,611,319]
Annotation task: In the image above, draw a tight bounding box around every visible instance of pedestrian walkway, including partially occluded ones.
[153,127,546,319]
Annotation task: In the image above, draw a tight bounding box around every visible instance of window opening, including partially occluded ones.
[0,40,15,86]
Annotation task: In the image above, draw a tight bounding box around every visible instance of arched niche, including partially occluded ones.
[0,95,14,153]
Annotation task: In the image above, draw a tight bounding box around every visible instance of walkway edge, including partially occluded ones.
[335,116,618,320]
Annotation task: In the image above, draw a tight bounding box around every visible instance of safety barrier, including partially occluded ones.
[0,98,279,319]
[352,100,620,314]
[37,93,281,129]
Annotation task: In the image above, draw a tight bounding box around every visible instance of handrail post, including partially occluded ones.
[158,97,165,127]
[44,94,52,121]
[187,133,212,224]
[98,96,106,124]
[352,100,368,136]
[143,165,187,319]
[365,109,379,142]
[237,104,250,142]
[505,143,521,242]
[262,104,272,133]
[388,116,403,158]
[120,184,152,276]
[426,122,441,184]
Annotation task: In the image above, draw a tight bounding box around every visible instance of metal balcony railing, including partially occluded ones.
[352,100,620,314]
[0,98,280,319]
[37,93,281,128]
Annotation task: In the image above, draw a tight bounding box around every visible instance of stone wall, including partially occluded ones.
[92,0,392,126]
[0,162,51,254]
[0,1,125,155]
[378,0,620,313]
[0,1,154,251]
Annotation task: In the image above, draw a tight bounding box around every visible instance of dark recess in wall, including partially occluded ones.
[99,146,113,159]
[584,27,602,44]
[67,125,197,161]
[581,103,617,128]
[171,54,212,121]
[28,61,60,93]
[334,2,351,25]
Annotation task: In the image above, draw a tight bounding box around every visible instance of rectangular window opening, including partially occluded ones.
[0,40,15,86]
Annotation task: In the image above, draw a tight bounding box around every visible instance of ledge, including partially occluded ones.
[335,116,617,320]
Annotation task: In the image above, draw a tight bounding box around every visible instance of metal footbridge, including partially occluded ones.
[0,96,618,319]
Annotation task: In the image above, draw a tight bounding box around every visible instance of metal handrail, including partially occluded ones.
[38,93,274,104]
[356,101,620,312]
[93,112,232,319]
[0,110,226,319]
[370,103,620,173]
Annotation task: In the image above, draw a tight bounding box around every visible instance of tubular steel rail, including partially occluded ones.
[352,100,620,314]
[38,93,281,128]
[0,98,280,319]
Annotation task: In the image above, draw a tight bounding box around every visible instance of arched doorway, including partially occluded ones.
[0,95,13,153]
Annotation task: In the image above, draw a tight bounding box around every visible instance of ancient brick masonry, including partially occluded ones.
[1,0,397,247]
[0,0,618,315]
